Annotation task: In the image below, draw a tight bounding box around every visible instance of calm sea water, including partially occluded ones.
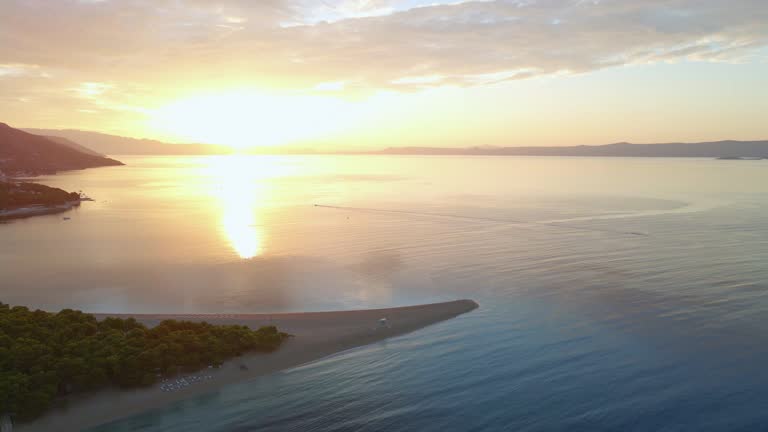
[3,155,768,431]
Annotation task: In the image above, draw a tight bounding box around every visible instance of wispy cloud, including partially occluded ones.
[0,63,45,78]
[72,82,113,99]
[1,0,765,92]
[282,0,768,88]
[0,0,766,139]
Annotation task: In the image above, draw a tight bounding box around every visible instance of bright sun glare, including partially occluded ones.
[151,90,356,149]
[204,155,302,259]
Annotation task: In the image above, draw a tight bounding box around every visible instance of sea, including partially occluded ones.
[3,155,768,431]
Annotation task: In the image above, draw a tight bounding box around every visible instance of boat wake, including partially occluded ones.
[314,204,650,237]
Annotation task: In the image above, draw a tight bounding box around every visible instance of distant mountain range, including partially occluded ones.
[44,135,105,157]
[0,123,123,176]
[23,129,231,156]
[8,124,768,160]
[374,141,768,158]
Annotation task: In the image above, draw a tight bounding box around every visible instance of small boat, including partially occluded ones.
[63,217,71,220]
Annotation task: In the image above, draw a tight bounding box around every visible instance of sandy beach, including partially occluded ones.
[17,299,478,432]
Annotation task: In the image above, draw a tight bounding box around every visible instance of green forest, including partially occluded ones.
[0,303,290,422]
[0,181,81,210]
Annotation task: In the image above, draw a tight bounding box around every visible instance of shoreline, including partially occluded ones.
[17,299,478,432]
[0,200,81,221]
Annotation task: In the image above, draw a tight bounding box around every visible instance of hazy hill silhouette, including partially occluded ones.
[376,141,768,158]
[44,135,105,157]
[24,129,231,155]
[16,127,768,158]
[0,123,123,176]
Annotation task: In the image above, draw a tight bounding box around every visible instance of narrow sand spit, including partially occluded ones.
[18,299,478,432]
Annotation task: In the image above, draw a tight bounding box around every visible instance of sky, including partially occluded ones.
[1,0,767,149]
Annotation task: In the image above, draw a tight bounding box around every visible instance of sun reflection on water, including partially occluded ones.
[204,155,293,259]
[221,194,262,259]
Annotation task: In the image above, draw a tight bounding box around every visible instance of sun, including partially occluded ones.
[149,89,356,149]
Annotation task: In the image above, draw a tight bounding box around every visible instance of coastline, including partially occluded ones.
[0,200,81,221]
[16,299,478,432]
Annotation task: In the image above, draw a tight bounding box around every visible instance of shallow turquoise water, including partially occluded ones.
[3,156,768,430]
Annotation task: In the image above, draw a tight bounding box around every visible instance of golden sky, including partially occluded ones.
[1,0,767,149]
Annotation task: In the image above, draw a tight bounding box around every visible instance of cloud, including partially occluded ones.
[275,0,768,88]
[72,82,113,99]
[0,63,44,78]
[0,0,766,111]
